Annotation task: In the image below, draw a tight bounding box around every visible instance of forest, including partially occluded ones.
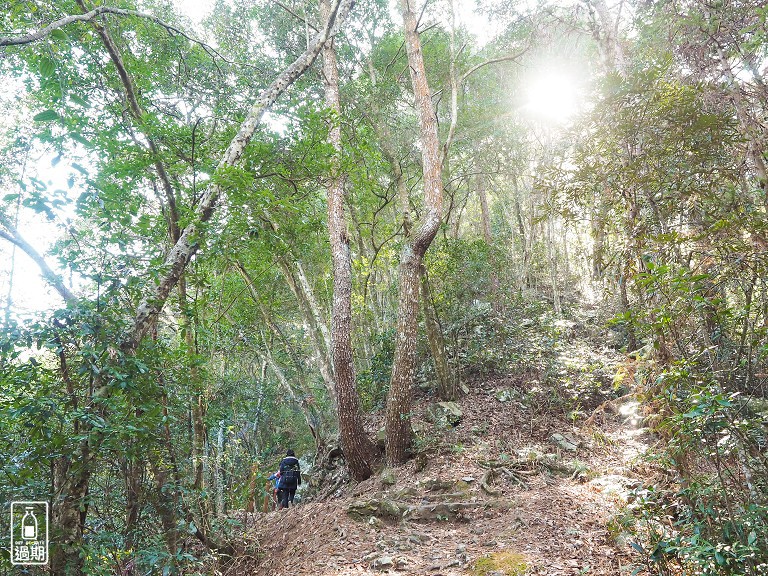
[0,0,766,574]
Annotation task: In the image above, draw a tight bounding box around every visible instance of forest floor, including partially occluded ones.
[217,325,655,576]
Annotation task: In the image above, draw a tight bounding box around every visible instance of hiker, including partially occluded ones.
[277,449,301,509]
[267,469,282,510]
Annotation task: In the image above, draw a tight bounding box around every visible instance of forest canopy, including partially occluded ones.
[0,0,767,574]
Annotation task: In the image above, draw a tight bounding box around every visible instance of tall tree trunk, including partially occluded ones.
[148,455,180,561]
[717,48,768,204]
[321,0,377,480]
[236,261,332,452]
[546,213,562,317]
[583,0,627,76]
[277,257,336,402]
[591,189,609,280]
[50,348,90,575]
[385,0,445,465]
[123,451,141,560]
[477,174,501,309]
[386,247,422,464]
[620,194,639,351]
[215,421,225,518]
[179,277,205,492]
[420,265,456,400]
[51,440,90,575]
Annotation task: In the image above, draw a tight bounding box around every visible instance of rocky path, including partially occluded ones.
[222,373,653,576]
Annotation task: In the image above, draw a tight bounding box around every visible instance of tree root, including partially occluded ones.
[479,454,582,478]
[347,498,509,523]
[480,469,501,496]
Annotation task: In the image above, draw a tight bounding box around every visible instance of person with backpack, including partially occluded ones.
[266,469,282,511]
[277,449,301,509]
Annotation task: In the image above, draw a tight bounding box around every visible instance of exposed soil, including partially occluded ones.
[215,339,652,576]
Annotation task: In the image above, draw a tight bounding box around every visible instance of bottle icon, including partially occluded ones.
[21,507,38,540]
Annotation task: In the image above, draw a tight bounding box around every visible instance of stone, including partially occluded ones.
[425,401,463,426]
[407,534,422,545]
[455,480,471,492]
[411,421,428,435]
[473,552,528,576]
[549,432,580,452]
[381,467,396,486]
[372,556,394,570]
[494,388,517,402]
[589,474,639,500]
[347,498,404,521]
[392,486,418,500]
[375,427,386,448]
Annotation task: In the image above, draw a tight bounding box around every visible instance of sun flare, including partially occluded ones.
[523,71,581,124]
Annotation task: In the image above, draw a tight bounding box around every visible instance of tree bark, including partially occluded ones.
[321,0,377,481]
[477,174,501,309]
[215,421,225,518]
[50,439,90,575]
[546,213,562,317]
[277,257,336,401]
[385,0,445,465]
[420,265,456,400]
[583,0,627,76]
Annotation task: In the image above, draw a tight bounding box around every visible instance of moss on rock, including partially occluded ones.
[473,551,528,576]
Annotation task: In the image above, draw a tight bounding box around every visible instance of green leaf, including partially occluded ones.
[33,110,59,122]
[69,133,92,148]
[39,57,55,79]
[50,29,69,43]
[3,193,20,202]
[69,94,90,108]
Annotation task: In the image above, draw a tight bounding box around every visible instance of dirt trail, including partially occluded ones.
[222,342,651,576]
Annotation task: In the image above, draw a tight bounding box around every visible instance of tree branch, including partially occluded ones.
[122,0,355,352]
[1,6,170,46]
[0,216,76,304]
[74,0,181,243]
[274,0,318,31]
[460,51,528,84]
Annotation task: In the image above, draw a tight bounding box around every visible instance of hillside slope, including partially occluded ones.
[219,337,651,576]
